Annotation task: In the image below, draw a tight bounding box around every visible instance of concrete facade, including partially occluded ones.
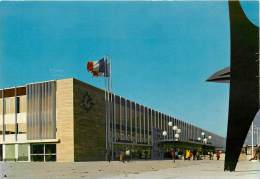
[0,78,225,162]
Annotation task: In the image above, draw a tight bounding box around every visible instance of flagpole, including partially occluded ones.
[109,58,114,160]
[104,56,108,160]
[106,55,112,161]
[87,56,112,161]
[107,55,111,161]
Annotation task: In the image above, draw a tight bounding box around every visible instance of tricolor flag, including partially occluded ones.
[87,58,110,77]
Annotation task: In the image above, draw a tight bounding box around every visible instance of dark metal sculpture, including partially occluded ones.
[207,67,230,83]
[207,1,259,171]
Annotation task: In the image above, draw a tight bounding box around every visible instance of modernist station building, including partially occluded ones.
[0,78,225,162]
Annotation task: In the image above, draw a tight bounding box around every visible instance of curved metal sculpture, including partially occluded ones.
[207,67,230,83]
[208,1,259,171]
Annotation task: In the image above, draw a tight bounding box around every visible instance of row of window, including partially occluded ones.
[0,96,25,114]
[109,101,210,143]
[0,144,56,162]
[31,144,56,162]
[0,123,26,134]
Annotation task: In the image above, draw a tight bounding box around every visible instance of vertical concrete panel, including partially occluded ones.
[56,79,74,162]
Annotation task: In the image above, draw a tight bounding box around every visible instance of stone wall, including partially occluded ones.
[73,79,106,161]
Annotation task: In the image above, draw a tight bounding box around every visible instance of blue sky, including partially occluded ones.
[0,1,259,137]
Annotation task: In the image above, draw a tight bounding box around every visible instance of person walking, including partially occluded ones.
[120,150,125,163]
[125,149,130,162]
[216,150,220,160]
[249,149,257,161]
[211,152,214,160]
[107,150,111,163]
[256,147,260,160]
[181,149,184,160]
[185,149,190,160]
[175,150,179,159]
[192,150,197,160]
[197,150,202,160]
[171,148,176,162]
[171,149,174,160]
[189,151,193,160]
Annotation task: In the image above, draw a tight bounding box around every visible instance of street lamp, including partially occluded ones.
[173,125,178,131]
[173,127,181,162]
[162,123,181,163]
[201,132,212,144]
[199,132,213,159]
[162,130,167,139]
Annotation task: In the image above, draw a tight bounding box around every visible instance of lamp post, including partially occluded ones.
[200,132,212,159]
[201,132,205,141]
[162,123,181,163]
[201,132,212,145]
[162,130,167,139]
[208,135,212,141]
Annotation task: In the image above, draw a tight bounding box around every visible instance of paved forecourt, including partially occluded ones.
[0,160,259,179]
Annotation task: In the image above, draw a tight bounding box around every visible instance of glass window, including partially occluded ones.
[0,125,3,135]
[5,144,15,161]
[0,99,2,136]
[31,144,44,154]
[31,155,44,162]
[4,124,16,134]
[0,99,2,114]
[45,155,56,162]
[17,123,26,134]
[18,144,28,161]
[19,96,26,113]
[30,144,56,162]
[16,97,20,113]
[0,145,2,161]
[45,144,56,154]
[4,97,15,114]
